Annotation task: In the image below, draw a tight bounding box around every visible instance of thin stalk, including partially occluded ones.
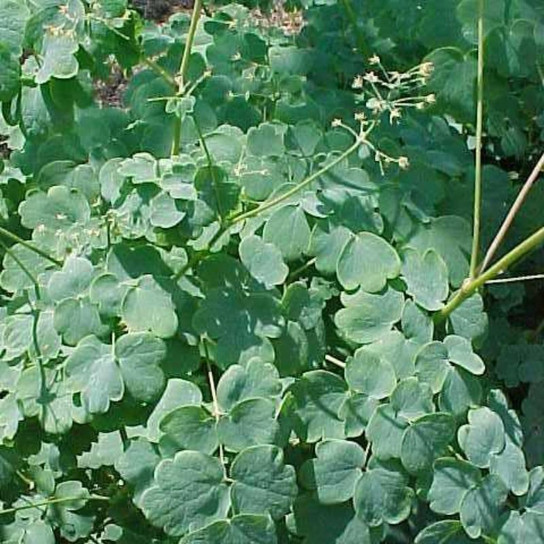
[230,136,362,225]
[479,151,544,273]
[0,226,62,266]
[203,340,226,471]
[437,226,544,322]
[325,354,346,369]
[0,495,109,516]
[469,0,485,279]
[485,273,544,284]
[171,0,204,156]
[339,0,371,58]
[141,58,176,88]
[193,116,224,220]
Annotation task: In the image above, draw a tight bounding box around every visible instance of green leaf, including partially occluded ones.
[401,249,449,311]
[218,398,279,452]
[140,450,230,537]
[263,205,311,262]
[406,216,471,288]
[0,0,29,56]
[335,288,404,344]
[337,232,400,293]
[391,377,435,421]
[300,439,365,504]
[428,458,481,515]
[401,299,434,344]
[65,335,123,414]
[47,256,94,302]
[180,515,277,544]
[345,348,396,400]
[401,413,456,474]
[54,298,108,346]
[353,465,414,526]
[247,123,285,157]
[289,370,348,442]
[19,186,90,231]
[459,474,508,538]
[289,495,373,544]
[239,235,288,289]
[415,520,474,544]
[121,275,178,338]
[489,439,529,496]
[458,407,506,468]
[366,404,408,460]
[230,445,297,519]
[216,360,281,411]
[444,335,485,375]
[415,341,451,394]
[114,438,160,503]
[115,332,166,403]
[146,379,202,442]
[160,405,218,455]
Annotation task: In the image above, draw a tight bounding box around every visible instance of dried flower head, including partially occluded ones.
[419,62,434,78]
[398,156,410,170]
[363,71,379,84]
[352,75,364,89]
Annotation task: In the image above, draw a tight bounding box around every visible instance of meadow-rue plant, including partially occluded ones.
[0,0,543,543]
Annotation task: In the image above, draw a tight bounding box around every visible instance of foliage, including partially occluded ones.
[0,0,544,542]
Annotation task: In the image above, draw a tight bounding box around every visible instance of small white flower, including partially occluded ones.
[398,156,410,170]
[363,71,379,84]
[331,118,342,127]
[352,75,364,89]
[389,108,402,123]
[354,112,366,122]
[369,54,381,65]
[425,93,436,104]
[419,62,434,78]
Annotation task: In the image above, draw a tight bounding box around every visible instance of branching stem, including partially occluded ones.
[479,151,544,273]
[437,226,544,322]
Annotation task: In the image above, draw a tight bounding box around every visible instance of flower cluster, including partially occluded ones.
[352,56,435,125]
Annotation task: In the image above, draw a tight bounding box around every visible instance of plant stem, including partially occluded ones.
[485,273,544,284]
[0,226,62,266]
[0,495,109,516]
[230,136,362,224]
[202,340,226,471]
[141,57,177,88]
[479,151,544,273]
[171,0,204,156]
[469,0,485,279]
[437,225,544,322]
[339,0,371,58]
[193,116,224,220]
[325,354,346,369]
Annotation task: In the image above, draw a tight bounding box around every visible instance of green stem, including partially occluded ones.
[142,57,176,88]
[172,135,363,281]
[339,0,371,58]
[0,495,109,516]
[230,136,362,225]
[469,0,485,279]
[193,116,224,220]
[171,0,204,156]
[437,226,544,322]
[0,226,62,266]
